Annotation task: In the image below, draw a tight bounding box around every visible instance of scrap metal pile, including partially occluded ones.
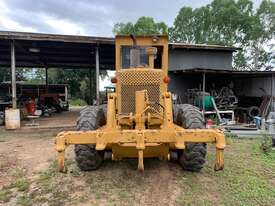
[186,84,238,111]
[210,86,238,110]
[185,82,272,124]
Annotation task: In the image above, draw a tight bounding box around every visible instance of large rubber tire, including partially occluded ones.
[74,105,106,171]
[175,104,207,172]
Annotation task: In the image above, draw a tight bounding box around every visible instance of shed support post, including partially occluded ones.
[202,72,206,113]
[95,46,100,105]
[11,40,17,109]
[271,74,274,112]
[89,68,92,105]
[45,67,48,93]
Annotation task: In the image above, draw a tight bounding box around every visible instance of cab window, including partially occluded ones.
[121,46,163,69]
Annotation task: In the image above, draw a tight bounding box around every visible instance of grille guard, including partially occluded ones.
[117,69,163,114]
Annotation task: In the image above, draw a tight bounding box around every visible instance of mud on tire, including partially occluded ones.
[174,104,207,172]
[74,105,106,171]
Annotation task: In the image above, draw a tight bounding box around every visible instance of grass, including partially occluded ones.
[11,179,31,192]
[1,137,275,206]
[26,160,74,205]
[16,195,33,206]
[69,98,87,106]
[176,138,275,206]
[0,189,12,202]
[0,167,30,203]
[12,167,27,178]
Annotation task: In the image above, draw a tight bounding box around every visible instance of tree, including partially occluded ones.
[169,0,274,70]
[0,67,10,82]
[113,16,168,35]
[247,0,275,70]
[48,69,93,102]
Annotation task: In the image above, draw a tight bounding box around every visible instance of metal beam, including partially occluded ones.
[45,67,48,93]
[202,72,206,113]
[10,40,16,108]
[95,46,100,105]
[89,68,92,105]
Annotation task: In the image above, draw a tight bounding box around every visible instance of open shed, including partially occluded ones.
[0,31,240,109]
[169,68,275,123]
[0,31,115,108]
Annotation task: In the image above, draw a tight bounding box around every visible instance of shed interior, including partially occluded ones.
[169,69,275,124]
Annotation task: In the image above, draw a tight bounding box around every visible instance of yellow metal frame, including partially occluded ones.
[55,35,226,172]
[55,91,225,172]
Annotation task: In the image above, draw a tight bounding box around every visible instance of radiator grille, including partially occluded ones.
[118,69,162,114]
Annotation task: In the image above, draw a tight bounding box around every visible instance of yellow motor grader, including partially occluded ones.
[55,35,225,172]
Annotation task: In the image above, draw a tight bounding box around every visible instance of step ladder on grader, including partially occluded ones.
[55,35,225,172]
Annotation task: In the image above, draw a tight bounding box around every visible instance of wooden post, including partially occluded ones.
[95,46,100,105]
[11,40,16,109]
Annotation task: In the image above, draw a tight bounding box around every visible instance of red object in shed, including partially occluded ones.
[26,99,36,115]
[206,119,214,128]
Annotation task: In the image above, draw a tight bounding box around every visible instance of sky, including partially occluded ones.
[0,0,262,37]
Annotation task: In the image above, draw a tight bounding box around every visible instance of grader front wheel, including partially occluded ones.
[176,104,207,172]
[74,106,106,171]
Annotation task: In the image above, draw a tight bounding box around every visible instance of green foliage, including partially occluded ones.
[17,68,46,84]
[69,98,88,106]
[0,66,101,105]
[0,189,12,202]
[169,0,274,70]
[112,1,274,70]
[0,67,10,82]
[113,16,168,35]
[176,139,275,206]
[48,68,96,104]
[12,167,27,178]
[16,195,33,206]
[11,179,30,191]
[0,67,30,82]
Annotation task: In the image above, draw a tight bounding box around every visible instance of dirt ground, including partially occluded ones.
[0,127,275,206]
[21,107,82,129]
[0,129,59,186]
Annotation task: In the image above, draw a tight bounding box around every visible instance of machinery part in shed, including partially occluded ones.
[248,106,260,118]
[187,86,238,111]
[74,106,106,171]
[212,85,238,110]
[236,106,260,118]
[175,104,207,172]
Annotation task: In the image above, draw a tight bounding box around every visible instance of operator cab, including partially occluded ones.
[113,35,169,128]
[116,35,168,71]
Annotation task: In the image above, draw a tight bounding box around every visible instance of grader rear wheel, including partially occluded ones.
[74,106,106,171]
[175,104,207,172]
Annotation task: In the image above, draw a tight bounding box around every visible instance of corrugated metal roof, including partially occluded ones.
[0,31,240,51]
[170,43,241,51]
[174,68,275,74]
[0,31,114,44]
